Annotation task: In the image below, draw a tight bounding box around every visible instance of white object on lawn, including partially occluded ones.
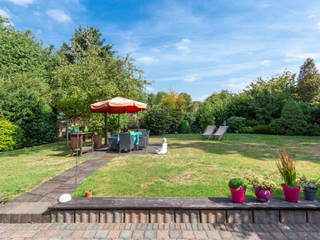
[156,138,167,154]
[59,193,72,203]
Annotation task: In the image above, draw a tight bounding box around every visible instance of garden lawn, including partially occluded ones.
[73,134,320,198]
[0,142,87,202]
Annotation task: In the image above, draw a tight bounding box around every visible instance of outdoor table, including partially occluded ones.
[130,131,142,145]
[114,132,142,147]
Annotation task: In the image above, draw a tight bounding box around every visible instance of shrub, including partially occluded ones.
[180,120,191,133]
[246,119,259,127]
[0,119,23,151]
[0,90,59,147]
[228,178,247,190]
[269,119,285,135]
[140,106,171,135]
[280,99,308,135]
[245,174,276,190]
[298,175,320,190]
[308,124,320,136]
[227,116,246,132]
[252,124,269,134]
[239,126,254,134]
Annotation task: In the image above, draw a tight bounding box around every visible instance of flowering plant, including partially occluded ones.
[245,174,276,190]
[298,175,320,190]
[71,117,81,132]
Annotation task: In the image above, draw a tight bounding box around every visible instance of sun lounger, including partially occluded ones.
[202,125,216,139]
[213,126,229,140]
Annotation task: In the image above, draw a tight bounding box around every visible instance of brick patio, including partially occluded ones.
[0,223,319,239]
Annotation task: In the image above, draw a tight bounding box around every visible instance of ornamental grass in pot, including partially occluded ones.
[276,150,300,202]
[298,175,320,201]
[228,178,247,204]
[246,174,276,202]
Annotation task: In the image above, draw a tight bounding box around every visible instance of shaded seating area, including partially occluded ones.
[108,129,150,152]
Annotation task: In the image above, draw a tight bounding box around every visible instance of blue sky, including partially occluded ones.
[1,0,320,101]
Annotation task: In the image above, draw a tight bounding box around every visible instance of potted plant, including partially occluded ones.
[246,174,276,202]
[298,175,320,201]
[228,177,247,203]
[276,150,300,202]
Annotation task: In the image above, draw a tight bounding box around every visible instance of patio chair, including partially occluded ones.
[213,126,229,140]
[139,130,150,147]
[119,132,134,153]
[108,137,119,152]
[202,125,216,139]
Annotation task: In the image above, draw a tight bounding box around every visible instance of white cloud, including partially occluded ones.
[317,22,320,29]
[197,94,210,102]
[7,0,34,6]
[260,59,271,65]
[183,75,198,82]
[262,3,271,8]
[285,52,320,62]
[227,77,251,91]
[46,9,71,23]
[0,9,10,18]
[176,38,191,53]
[308,14,316,19]
[136,56,157,64]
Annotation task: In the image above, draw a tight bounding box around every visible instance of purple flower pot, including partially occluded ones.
[254,187,272,202]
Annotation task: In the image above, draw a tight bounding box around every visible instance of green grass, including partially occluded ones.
[73,134,320,198]
[0,142,87,202]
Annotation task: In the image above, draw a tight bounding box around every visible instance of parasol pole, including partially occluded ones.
[105,112,108,145]
[118,111,120,133]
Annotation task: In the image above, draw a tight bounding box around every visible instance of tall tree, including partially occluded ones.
[53,26,147,124]
[297,58,320,103]
[59,26,113,64]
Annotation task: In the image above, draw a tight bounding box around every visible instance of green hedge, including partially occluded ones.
[0,90,58,147]
[0,119,23,151]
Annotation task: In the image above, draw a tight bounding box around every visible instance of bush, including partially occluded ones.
[180,120,191,133]
[309,124,320,136]
[252,124,269,134]
[0,119,23,151]
[269,119,285,135]
[0,90,59,147]
[227,116,246,132]
[140,106,171,135]
[228,178,247,190]
[239,126,254,133]
[280,99,308,135]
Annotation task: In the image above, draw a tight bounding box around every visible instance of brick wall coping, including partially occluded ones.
[49,197,320,211]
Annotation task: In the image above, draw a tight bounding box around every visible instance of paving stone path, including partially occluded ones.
[0,223,319,239]
[0,152,115,221]
[11,152,114,203]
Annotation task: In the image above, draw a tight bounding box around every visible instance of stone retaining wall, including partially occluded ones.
[49,197,320,224]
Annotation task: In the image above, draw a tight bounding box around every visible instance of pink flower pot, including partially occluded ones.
[230,188,246,203]
[282,184,301,202]
[254,187,272,202]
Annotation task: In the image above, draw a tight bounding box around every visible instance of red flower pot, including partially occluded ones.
[282,184,300,202]
[230,188,246,203]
